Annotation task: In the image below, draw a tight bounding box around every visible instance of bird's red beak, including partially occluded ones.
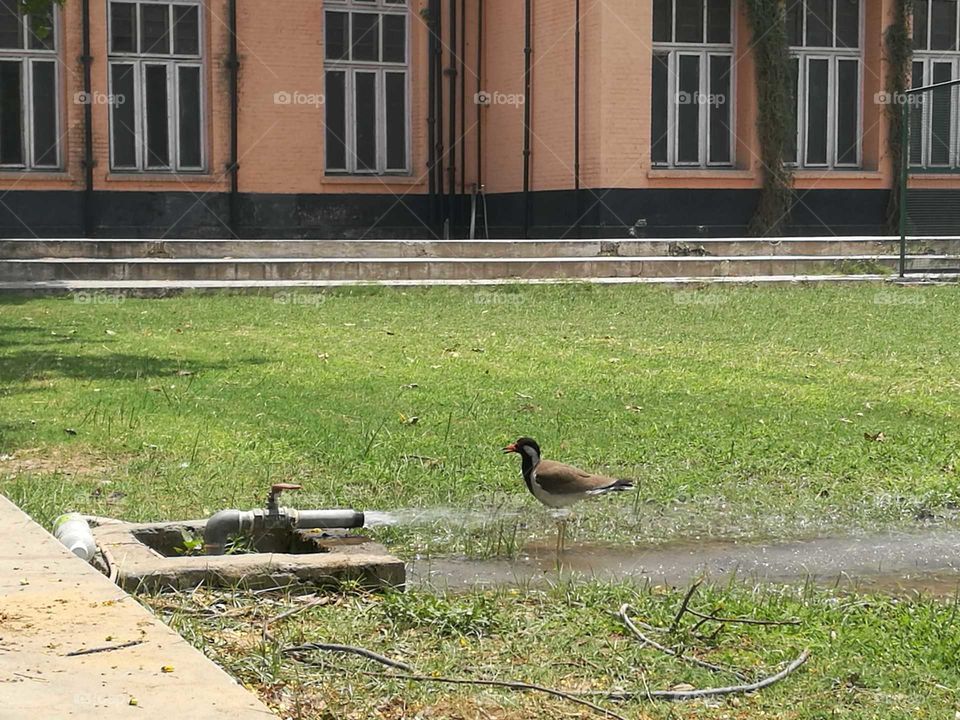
[502,443,518,454]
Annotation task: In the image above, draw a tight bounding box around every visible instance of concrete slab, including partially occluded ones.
[0,495,277,719]
[93,519,405,593]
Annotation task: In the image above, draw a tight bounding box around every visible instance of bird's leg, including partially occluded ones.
[550,508,572,559]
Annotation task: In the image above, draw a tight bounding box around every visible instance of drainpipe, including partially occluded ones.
[447,0,457,236]
[434,0,445,232]
[227,0,240,236]
[459,0,465,201]
[476,0,483,189]
[427,0,437,232]
[522,0,532,239]
[573,0,581,238]
[80,0,94,237]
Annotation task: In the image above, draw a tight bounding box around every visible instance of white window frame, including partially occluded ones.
[323,0,410,175]
[651,0,736,169]
[0,5,61,170]
[910,2,960,170]
[107,0,205,173]
[787,0,863,169]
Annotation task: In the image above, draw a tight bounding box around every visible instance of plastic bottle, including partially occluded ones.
[53,513,97,562]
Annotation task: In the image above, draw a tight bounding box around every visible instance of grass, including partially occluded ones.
[2,284,959,555]
[144,581,960,719]
[4,284,960,718]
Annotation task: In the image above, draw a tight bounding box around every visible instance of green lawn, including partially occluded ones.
[4,284,960,719]
[2,284,959,554]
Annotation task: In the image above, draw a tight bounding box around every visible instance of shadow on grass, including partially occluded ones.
[0,350,265,389]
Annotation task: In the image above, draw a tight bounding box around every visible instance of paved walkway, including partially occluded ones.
[0,495,275,719]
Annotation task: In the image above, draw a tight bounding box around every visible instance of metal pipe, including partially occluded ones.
[448,0,458,235]
[899,100,909,278]
[459,0,466,201]
[80,0,94,238]
[573,0,581,238]
[427,0,438,229]
[476,0,483,189]
[227,0,240,236]
[203,508,365,555]
[434,0,446,230]
[522,0,532,239]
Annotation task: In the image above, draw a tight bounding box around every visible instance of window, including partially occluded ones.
[786,0,862,168]
[0,0,59,169]
[651,0,734,168]
[108,0,203,172]
[910,0,960,169]
[324,0,409,174]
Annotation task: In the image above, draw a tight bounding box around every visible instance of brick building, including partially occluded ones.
[0,0,957,239]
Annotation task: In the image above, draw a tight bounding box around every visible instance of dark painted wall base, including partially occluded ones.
[0,188,893,239]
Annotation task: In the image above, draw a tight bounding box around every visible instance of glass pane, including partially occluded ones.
[806,0,833,47]
[141,4,170,54]
[111,63,137,167]
[0,0,21,49]
[786,0,804,46]
[930,62,953,164]
[173,5,199,55]
[354,71,377,170]
[385,72,406,170]
[836,0,859,48]
[931,0,958,50]
[178,66,201,167]
[707,0,731,43]
[787,57,800,162]
[708,54,731,163]
[0,60,23,164]
[27,11,55,50]
[325,11,348,60]
[836,59,858,164]
[675,0,704,42]
[325,70,346,170]
[677,54,700,163]
[909,61,925,165]
[351,13,379,61]
[145,64,170,167]
[382,14,405,62]
[805,58,829,164]
[913,0,929,50]
[110,2,137,53]
[32,60,57,166]
[651,52,669,164]
[653,0,672,42]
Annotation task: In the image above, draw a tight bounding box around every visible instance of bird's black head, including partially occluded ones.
[502,437,541,456]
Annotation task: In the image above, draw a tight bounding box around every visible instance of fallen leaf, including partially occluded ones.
[64,428,77,436]
[105,330,116,336]
[161,665,174,673]
[175,370,193,376]
[864,431,886,443]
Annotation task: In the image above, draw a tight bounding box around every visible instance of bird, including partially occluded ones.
[502,437,633,554]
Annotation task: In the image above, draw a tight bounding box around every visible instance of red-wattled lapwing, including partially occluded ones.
[502,437,633,554]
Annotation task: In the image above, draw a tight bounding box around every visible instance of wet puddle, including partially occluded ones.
[409,529,960,597]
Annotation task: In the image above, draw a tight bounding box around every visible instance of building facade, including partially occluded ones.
[0,0,957,238]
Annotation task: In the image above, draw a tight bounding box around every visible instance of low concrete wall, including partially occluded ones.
[0,495,276,719]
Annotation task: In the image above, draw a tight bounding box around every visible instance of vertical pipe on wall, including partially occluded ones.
[80,0,95,237]
[427,0,438,229]
[522,0,532,238]
[227,0,240,236]
[573,0,581,237]
[476,0,483,190]
[434,0,446,229]
[459,0,466,201]
[447,0,458,235]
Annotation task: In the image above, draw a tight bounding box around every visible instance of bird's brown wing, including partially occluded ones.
[535,460,620,495]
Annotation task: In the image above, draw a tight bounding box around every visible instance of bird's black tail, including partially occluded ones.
[588,479,634,495]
